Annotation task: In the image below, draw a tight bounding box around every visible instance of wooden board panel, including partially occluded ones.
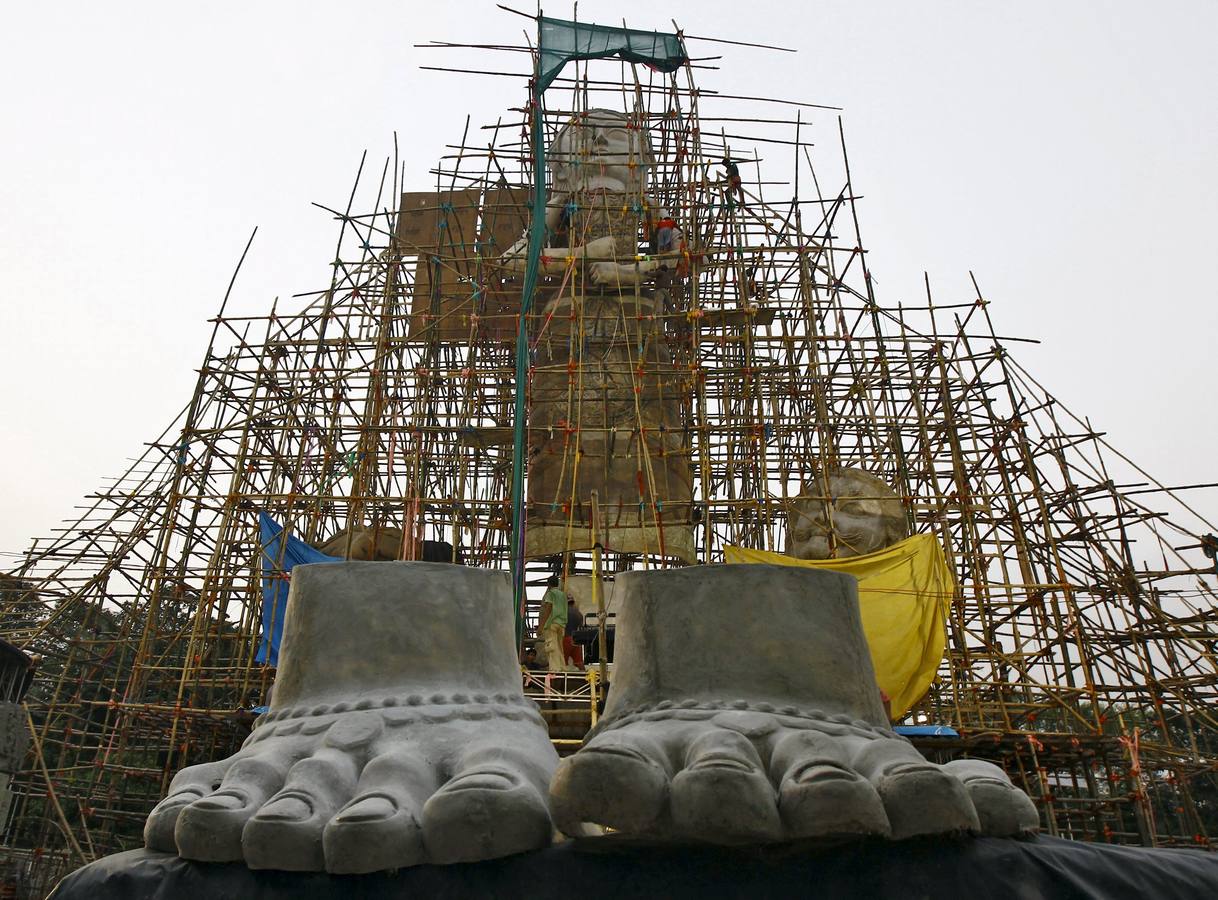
[401,188,528,341]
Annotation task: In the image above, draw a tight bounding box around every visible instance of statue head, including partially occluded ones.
[549,108,652,194]
[786,468,909,560]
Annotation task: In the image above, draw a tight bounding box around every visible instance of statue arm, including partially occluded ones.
[500,233,621,275]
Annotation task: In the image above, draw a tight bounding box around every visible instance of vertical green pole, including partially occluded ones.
[511,59,549,643]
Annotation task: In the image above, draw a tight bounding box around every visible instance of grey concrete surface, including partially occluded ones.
[0,702,30,774]
[144,562,558,874]
[550,564,1038,844]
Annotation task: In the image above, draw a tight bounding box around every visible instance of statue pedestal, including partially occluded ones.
[51,836,1218,900]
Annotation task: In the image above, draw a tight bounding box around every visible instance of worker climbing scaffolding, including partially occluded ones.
[721,156,744,205]
[5,11,1218,887]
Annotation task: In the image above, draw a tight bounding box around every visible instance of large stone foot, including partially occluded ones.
[145,563,559,873]
[550,565,1038,845]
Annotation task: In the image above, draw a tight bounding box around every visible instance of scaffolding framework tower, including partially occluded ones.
[2,20,1217,892]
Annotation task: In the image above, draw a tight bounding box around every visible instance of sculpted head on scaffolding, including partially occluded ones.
[501,107,678,287]
[786,467,910,560]
[548,108,653,195]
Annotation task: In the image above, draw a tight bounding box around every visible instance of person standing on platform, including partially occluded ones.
[563,596,585,669]
[539,576,569,671]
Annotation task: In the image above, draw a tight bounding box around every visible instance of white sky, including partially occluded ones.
[2,1,1216,559]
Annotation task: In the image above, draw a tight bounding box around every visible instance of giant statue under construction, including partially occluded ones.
[2,12,1217,895]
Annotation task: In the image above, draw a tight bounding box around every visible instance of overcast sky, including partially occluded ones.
[2,1,1215,559]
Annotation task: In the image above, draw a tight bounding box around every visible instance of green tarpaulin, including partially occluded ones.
[537,17,687,91]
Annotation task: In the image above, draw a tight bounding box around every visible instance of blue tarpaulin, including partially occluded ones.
[256,513,338,666]
[894,724,959,737]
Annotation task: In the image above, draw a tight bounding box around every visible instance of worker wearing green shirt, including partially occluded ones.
[539,575,569,671]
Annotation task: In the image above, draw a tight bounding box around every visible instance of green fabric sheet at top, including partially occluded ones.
[537,17,687,91]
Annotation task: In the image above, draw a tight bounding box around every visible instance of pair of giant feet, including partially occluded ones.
[144,561,1037,873]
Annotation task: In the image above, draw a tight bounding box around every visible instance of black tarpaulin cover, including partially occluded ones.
[49,834,1218,900]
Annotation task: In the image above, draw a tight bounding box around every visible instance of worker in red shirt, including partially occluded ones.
[654,214,678,254]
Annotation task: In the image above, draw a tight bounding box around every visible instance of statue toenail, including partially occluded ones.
[256,794,313,821]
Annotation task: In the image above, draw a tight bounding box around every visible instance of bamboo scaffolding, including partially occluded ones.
[2,25,1217,894]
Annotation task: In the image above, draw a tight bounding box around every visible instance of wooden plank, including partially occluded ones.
[402,187,527,341]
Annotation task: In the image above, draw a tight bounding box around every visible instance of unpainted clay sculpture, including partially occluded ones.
[314,525,460,563]
[550,564,1038,844]
[500,108,682,287]
[314,526,405,561]
[507,108,695,561]
[144,562,558,873]
[787,468,911,560]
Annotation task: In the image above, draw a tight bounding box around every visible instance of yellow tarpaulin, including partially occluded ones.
[724,534,953,717]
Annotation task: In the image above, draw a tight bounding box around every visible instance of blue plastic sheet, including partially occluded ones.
[894,725,960,737]
[255,513,338,667]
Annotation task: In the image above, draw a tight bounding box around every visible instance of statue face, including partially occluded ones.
[549,108,652,194]
[786,468,909,560]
